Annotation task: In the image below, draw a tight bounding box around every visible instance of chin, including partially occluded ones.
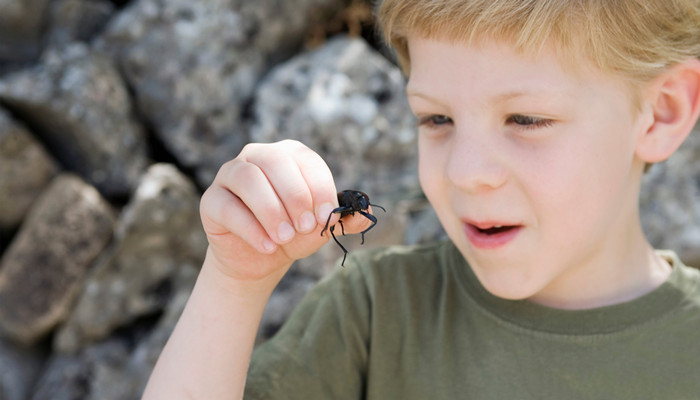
[474,269,543,301]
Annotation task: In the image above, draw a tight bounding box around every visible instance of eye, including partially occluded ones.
[417,114,453,127]
[506,114,553,129]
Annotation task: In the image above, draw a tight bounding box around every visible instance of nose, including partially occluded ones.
[445,129,508,194]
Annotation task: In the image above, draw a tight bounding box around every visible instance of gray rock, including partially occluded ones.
[0,174,115,345]
[45,0,116,49]
[0,0,51,64]
[54,164,207,353]
[251,36,419,278]
[31,338,129,400]
[0,338,44,400]
[641,125,700,267]
[100,264,198,399]
[0,43,149,198]
[0,109,59,231]
[95,0,349,187]
[33,264,198,400]
[252,37,417,192]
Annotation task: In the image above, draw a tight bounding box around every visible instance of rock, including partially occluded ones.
[31,338,130,400]
[33,264,198,400]
[95,0,350,187]
[641,125,700,267]
[0,338,44,400]
[45,0,116,49]
[252,36,417,198]
[54,164,207,353]
[0,0,51,64]
[0,174,115,345]
[0,43,150,198]
[251,36,419,277]
[0,109,59,231]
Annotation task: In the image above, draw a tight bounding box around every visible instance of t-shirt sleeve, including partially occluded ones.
[243,256,372,400]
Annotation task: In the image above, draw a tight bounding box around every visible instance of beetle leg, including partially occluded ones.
[329,225,349,266]
[357,210,378,245]
[338,219,346,236]
[321,206,350,236]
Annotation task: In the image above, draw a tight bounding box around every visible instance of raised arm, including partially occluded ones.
[142,140,368,399]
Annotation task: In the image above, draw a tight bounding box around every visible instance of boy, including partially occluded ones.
[143,0,700,398]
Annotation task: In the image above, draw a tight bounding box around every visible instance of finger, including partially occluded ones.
[290,143,340,226]
[217,159,295,245]
[244,144,317,234]
[200,185,277,254]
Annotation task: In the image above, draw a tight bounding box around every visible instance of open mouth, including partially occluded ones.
[464,222,522,249]
[476,225,517,235]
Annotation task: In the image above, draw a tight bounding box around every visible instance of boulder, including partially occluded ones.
[54,164,207,353]
[96,0,351,186]
[0,109,59,231]
[0,174,115,345]
[0,0,51,65]
[0,43,149,198]
[45,0,116,49]
[251,36,420,278]
[33,264,198,400]
[0,338,44,400]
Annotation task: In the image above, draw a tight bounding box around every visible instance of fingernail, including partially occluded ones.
[298,211,316,233]
[262,237,277,253]
[317,203,335,224]
[277,221,295,242]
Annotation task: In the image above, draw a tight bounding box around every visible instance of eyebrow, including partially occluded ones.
[406,87,570,106]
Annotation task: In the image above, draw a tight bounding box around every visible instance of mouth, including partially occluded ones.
[464,221,522,249]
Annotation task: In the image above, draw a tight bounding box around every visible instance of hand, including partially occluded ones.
[199,140,367,285]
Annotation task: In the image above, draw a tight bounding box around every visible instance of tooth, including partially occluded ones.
[494,225,502,228]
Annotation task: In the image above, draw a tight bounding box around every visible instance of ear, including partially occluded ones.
[636,58,700,163]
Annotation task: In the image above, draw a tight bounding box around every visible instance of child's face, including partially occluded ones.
[407,36,652,306]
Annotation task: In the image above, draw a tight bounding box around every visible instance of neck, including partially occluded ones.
[531,228,671,310]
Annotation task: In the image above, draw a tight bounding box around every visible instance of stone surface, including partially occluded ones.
[0,0,51,65]
[0,43,150,198]
[45,0,116,49]
[251,36,420,277]
[0,174,115,345]
[96,0,350,186]
[32,264,198,400]
[0,108,59,230]
[55,164,207,353]
[252,36,417,195]
[641,125,700,267]
[0,338,44,400]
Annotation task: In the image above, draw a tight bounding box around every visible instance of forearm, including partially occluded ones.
[142,250,286,400]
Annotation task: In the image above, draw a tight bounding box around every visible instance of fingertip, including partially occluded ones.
[261,237,278,253]
[316,202,336,225]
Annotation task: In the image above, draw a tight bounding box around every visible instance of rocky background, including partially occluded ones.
[0,0,697,398]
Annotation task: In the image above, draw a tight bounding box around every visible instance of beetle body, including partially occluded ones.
[321,190,385,266]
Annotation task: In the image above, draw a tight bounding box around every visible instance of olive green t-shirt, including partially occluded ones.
[245,240,700,399]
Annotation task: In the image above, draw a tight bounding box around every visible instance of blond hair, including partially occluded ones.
[377,0,700,89]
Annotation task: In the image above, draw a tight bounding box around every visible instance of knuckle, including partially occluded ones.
[284,187,313,211]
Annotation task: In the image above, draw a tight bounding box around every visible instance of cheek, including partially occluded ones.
[417,138,442,200]
[531,127,636,239]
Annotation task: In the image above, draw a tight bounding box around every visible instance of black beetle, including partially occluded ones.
[320,190,386,266]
